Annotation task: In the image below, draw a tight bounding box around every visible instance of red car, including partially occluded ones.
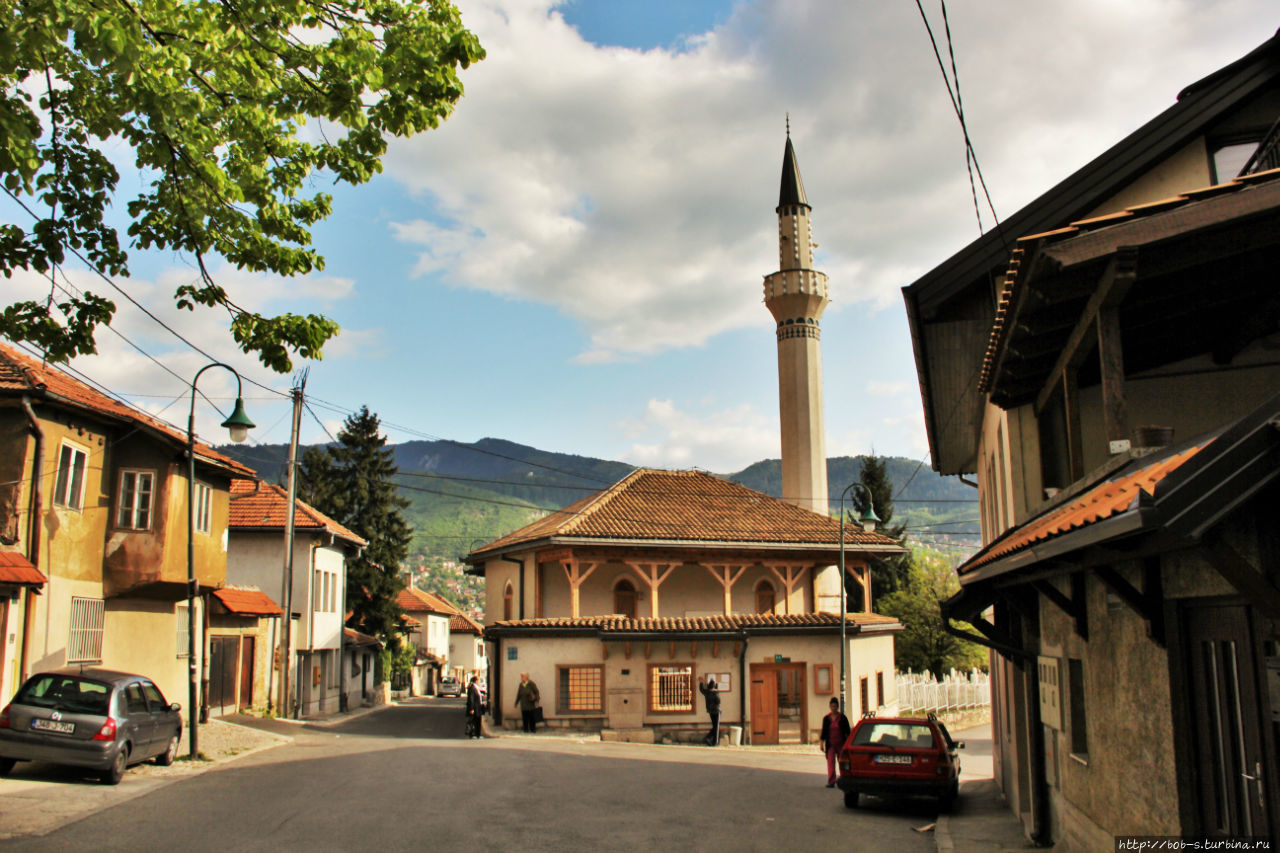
[836,713,963,811]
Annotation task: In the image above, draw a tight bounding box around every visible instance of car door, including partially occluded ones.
[122,681,155,758]
[140,681,178,756]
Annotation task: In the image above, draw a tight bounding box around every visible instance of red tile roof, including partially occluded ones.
[343,627,382,648]
[960,442,1211,575]
[228,479,367,546]
[212,586,284,616]
[449,612,483,635]
[0,341,254,476]
[0,550,46,586]
[401,614,423,628]
[489,612,901,633]
[397,586,461,615]
[471,469,900,556]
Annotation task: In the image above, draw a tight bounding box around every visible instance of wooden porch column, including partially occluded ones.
[767,565,804,614]
[559,558,597,619]
[627,562,675,618]
[705,564,747,615]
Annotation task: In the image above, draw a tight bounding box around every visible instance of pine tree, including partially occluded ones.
[299,406,411,642]
[849,454,912,609]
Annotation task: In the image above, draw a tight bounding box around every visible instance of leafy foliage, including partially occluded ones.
[0,0,483,371]
[877,551,987,678]
[298,406,412,642]
[854,454,912,604]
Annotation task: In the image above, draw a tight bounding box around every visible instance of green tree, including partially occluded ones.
[847,453,911,608]
[299,406,412,642]
[877,552,987,678]
[0,0,483,371]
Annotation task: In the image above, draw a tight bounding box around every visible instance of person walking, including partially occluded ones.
[819,698,851,787]
[514,672,540,733]
[465,675,485,739]
[698,675,721,746]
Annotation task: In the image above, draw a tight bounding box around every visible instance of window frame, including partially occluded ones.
[647,663,696,714]
[613,578,637,619]
[814,663,833,695]
[755,580,776,614]
[67,596,105,663]
[53,440,89,510]
[556,664,605,715]
[194,481,213,534]
[176,603,190,658]
[115,468,156,531]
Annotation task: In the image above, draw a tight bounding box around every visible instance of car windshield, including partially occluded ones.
[16,675,112,716]
[851,722,937,750]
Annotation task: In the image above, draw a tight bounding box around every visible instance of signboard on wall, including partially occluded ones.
[1038,655,1062,730]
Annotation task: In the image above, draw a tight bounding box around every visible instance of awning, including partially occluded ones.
[0,551,46,587]
[211,587,284,617]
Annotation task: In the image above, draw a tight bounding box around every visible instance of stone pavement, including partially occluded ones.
[935,723,1047,853]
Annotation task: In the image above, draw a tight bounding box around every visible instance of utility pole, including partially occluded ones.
[278,371,306,718]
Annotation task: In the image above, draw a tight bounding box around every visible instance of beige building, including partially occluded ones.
[903,31,1280,848]
[466,468,902,744]
[0,340,254,713]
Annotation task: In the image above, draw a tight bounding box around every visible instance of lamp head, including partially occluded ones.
[221,398,255,444]
[858,504,880,534]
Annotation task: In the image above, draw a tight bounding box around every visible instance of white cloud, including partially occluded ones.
[866,380,910,397]
[619,397,777,472]
[382,0,1270,365]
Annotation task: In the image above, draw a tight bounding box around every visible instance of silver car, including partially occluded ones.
[0,668,183,784]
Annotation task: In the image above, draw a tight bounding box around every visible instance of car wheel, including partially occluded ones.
[101,745,129,785]
[843,790,859,809]
[155,733,179,766]
[0,758,15,776]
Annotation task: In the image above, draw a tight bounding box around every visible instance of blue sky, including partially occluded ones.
[8,1,1275,476]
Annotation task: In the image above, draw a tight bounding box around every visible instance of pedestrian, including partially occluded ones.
[698,675,721,746]
[514,672,540,733]
[819,698,851,788]
[465,675,485,739]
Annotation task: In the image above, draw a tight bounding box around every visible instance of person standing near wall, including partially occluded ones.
[699,675,721,746]
[819,698,851,788]
[465,675,485,739]
[515,672,540,734]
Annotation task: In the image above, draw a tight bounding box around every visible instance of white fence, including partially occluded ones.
[896,669,990,714]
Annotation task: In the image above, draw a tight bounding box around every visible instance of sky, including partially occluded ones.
[7,1,1276,477]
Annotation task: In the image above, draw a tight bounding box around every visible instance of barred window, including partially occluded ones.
[557,665,603,713]
[68,597,105,663]
[176,603,190,657]
[649,664,694,713]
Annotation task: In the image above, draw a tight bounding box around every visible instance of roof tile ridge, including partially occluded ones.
[559,467,648,535]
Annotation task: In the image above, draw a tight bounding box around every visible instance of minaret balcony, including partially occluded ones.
[764,268,829,302]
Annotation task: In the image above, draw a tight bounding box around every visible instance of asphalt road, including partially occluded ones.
[0,700,941,852]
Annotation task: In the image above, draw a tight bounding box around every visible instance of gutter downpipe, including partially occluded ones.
[19,397,43,685]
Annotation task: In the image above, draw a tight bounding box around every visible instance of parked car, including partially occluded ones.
[0,668,183,785]
[437,678,462,698]
[836,713,963,811]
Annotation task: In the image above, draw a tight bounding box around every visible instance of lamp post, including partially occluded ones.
[838,481,880,716]
[187,363,254,758]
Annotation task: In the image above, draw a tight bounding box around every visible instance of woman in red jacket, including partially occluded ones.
[819,698,851,788]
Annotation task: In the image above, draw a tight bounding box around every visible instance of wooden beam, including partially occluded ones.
[691,641,698,658]
[712,641,719,658]
[561,559,598,619]
[1097,305,1129,446]
[1203,538,1280,620]
[624,641,631,660]
[1063,370,1084,482]
[629,562,676,618]
[1070,572,1089,641]
[705,565,747,615]
[602,642,609,661]
[768,565,803,614]
[669,641,676,660]
[644,642,651,660]
[1096,565,1163,647]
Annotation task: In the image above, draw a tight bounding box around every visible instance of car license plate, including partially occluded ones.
[873,754,913,765]
[31,718,75,735]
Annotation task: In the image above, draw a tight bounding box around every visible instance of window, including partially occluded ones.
[1068,658,1088,758]
[194,482,212,534]
[614,579,637,619]
[503,583,513,621]
[141,682,166,710]
[68,597,105,663]
[814,664,833,695]
[53,441,88,509]
[859,676,869,716]
[125,683,148,714]
[557,665,604,713]
[314,570,323,611]
[177,603,190,657]
[649,664,694,713]
[755,581,776,614]
[116,469,155,530]
[876,671,884,708]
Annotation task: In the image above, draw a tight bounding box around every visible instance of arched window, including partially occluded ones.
[503,582,514,621]
[756,581,776,614]
[614,579,637,619]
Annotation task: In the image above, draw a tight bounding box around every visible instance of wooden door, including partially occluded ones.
[751,666,778,744]
[1186,604,1272,839]
[209,637,239,715]
[238,637,255,711]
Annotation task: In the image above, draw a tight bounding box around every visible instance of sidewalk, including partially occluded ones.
[934,724,1045,853]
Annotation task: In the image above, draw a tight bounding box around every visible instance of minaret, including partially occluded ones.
[764,128,830,518]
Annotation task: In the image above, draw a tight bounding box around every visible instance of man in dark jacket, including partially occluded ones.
[698,675,721,746]
[515,672,540,733]
[465,675,485,739]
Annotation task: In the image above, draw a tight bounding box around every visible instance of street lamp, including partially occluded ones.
[838,481,879,717]
[187,363,254,759]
